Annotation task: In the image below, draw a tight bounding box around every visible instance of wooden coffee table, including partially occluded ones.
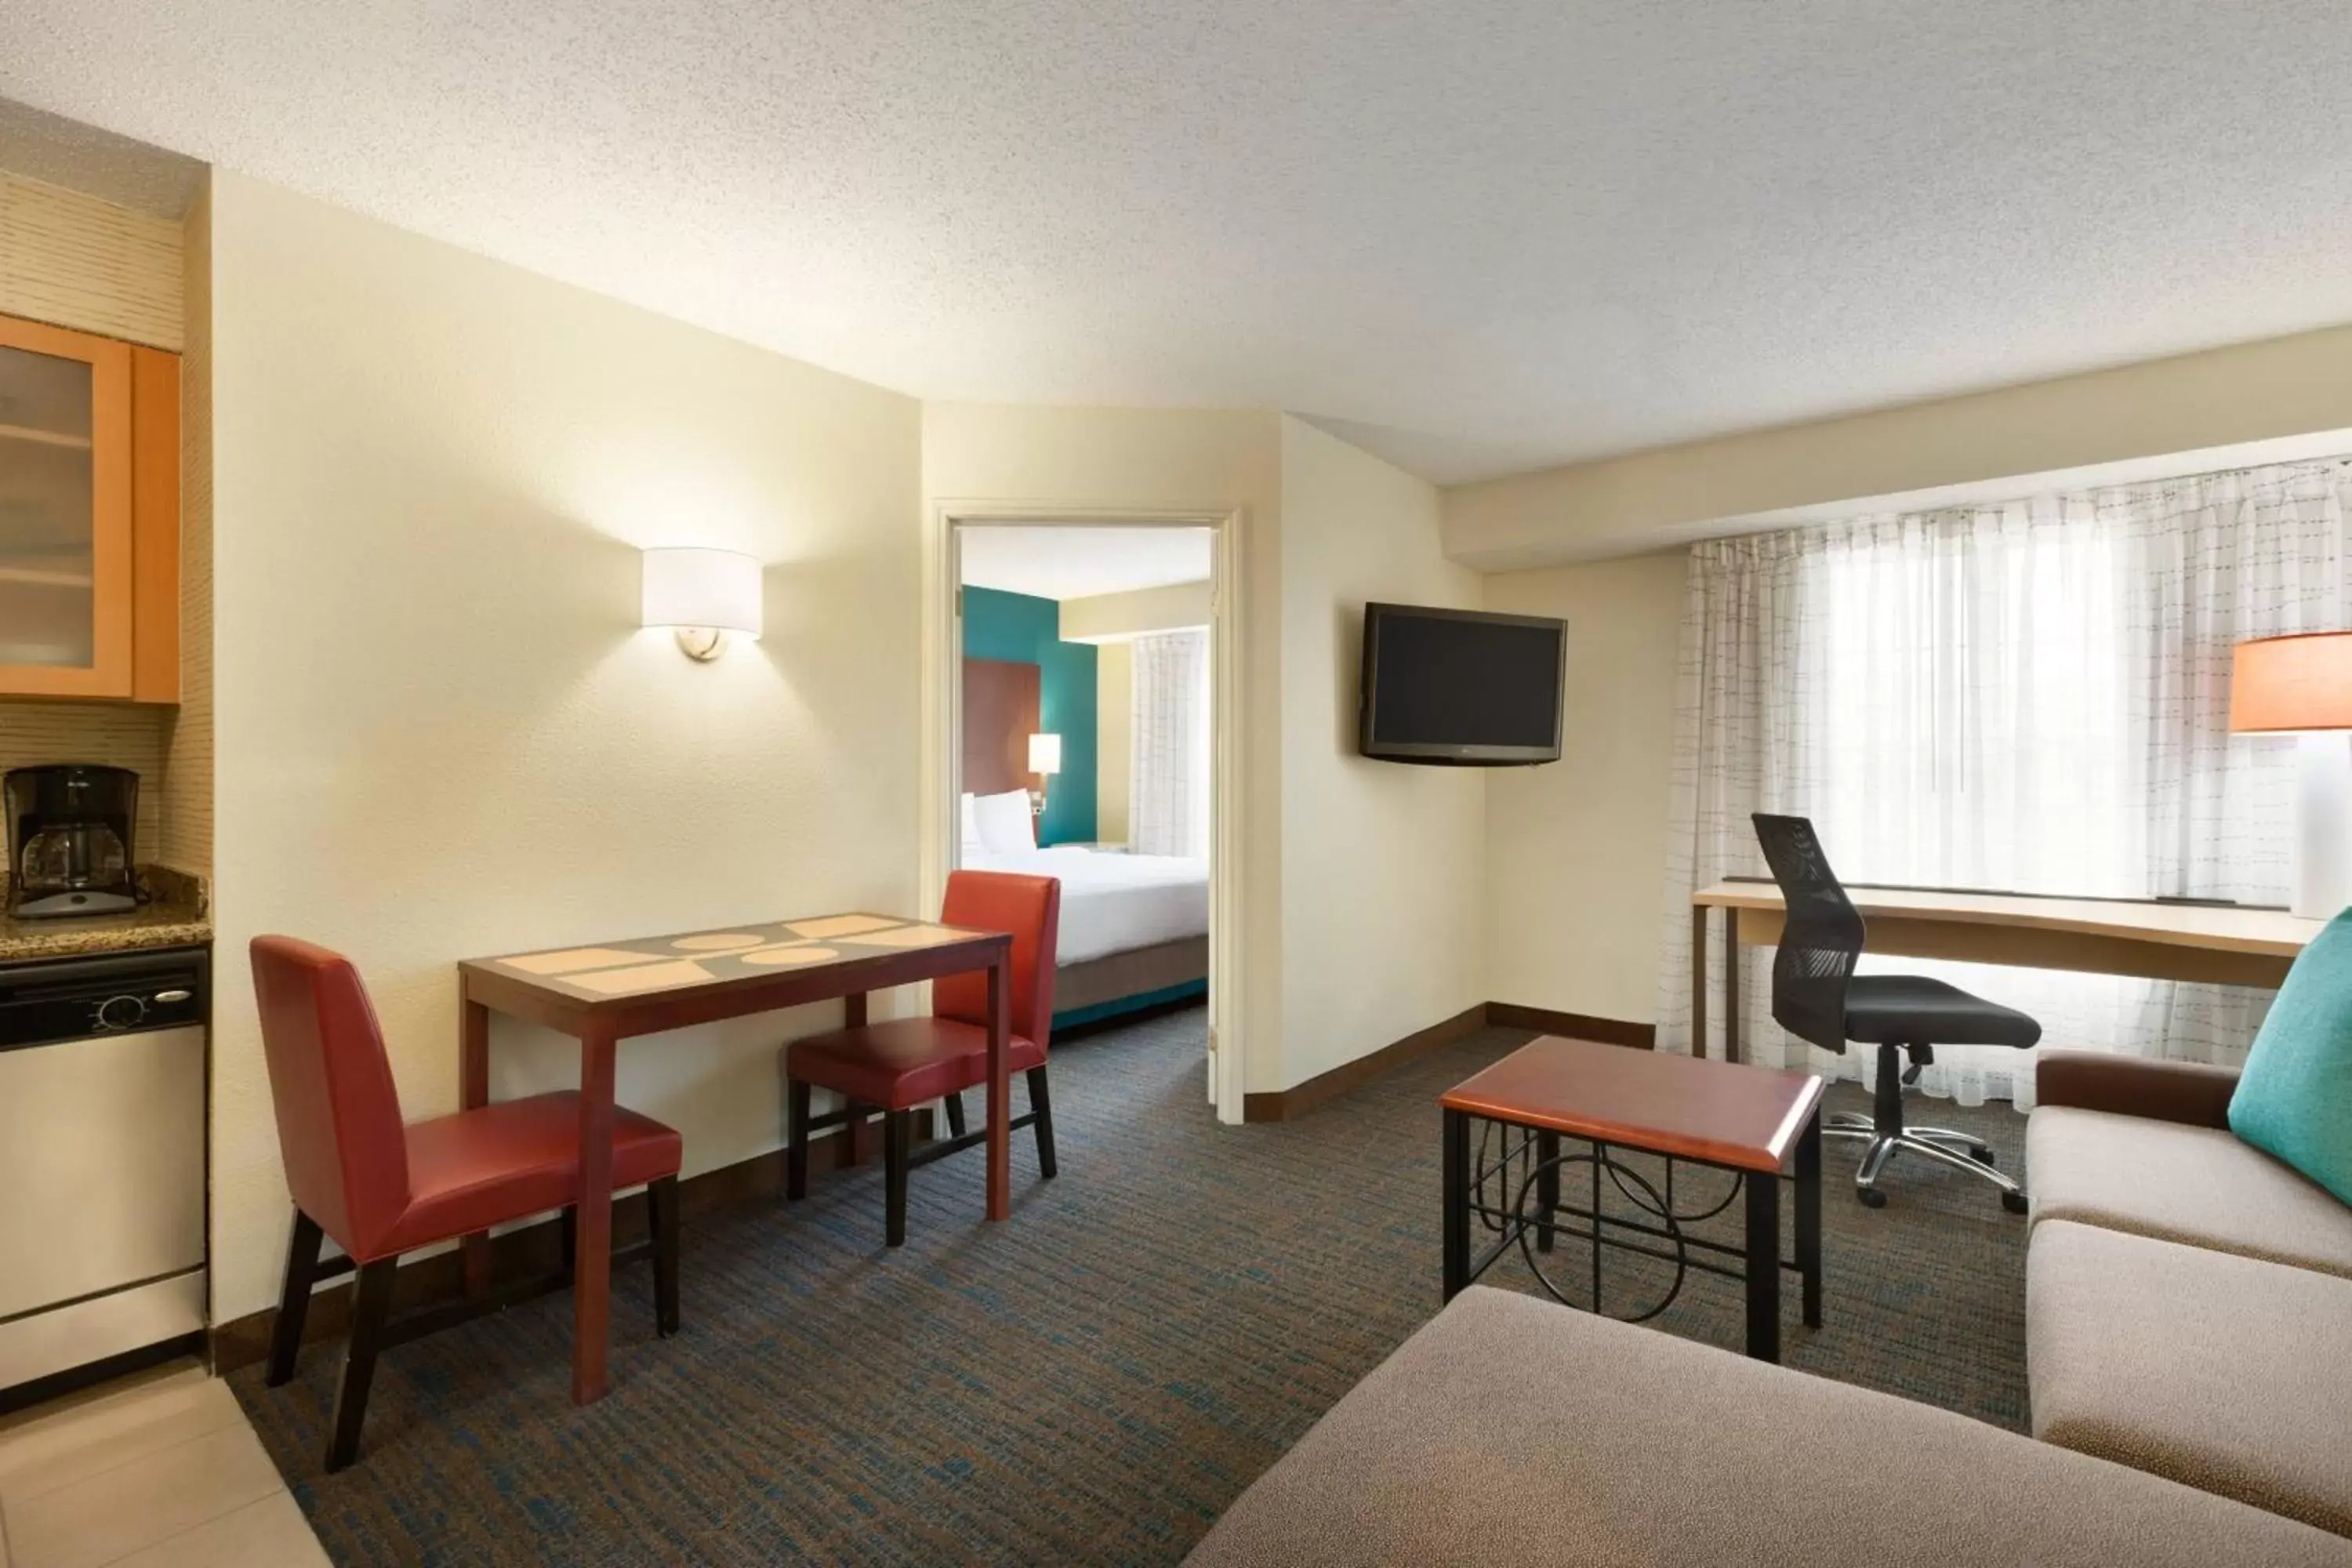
[1440,1036,1826,1362]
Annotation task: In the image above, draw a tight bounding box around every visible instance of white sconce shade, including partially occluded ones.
[1028,732,1062,775]
[642,548,763,659]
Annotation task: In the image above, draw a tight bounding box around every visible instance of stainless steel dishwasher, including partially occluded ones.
[0,946,208,1405]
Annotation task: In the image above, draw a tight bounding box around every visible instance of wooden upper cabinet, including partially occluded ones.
[0,313,179,702]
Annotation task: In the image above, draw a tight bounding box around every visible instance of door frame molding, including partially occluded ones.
[924,501,1248,1123]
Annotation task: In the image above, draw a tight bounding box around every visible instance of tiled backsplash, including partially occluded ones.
[0,169,185,350]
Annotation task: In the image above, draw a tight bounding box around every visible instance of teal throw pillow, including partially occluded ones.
[2231,907,2352,1206]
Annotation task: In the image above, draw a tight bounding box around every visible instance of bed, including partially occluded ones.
[960,655,1209,1028]
[961,843,1209,1028]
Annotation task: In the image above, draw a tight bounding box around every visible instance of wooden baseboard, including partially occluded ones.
[1240,1001,1653,1123]
[209,1112,931,1374]
[1242,1004,1488,1123]
[1484,1002,1655,1050]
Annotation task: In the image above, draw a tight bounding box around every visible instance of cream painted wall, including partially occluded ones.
[1096,641,1131,845]
[1059,579,1212,642]
[922,408,1489,1092]
[1482,553,1687,1022]
[1447,321,2352,569]
[1277,416,1486,1083]
[208,172,921,1319]
[921,404,1285,1091]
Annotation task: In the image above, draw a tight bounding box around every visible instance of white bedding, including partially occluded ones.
[960,845,1209,967]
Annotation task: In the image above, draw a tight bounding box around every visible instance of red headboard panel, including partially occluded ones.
[962,657,1041,796]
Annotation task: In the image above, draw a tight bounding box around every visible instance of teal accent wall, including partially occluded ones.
[963,586,1097,845]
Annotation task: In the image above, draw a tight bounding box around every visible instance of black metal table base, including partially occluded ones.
[1442,1109,1822,1362]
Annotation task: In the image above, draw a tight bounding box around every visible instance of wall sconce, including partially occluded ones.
[1028,731,1062,823]
[641,547,763,661]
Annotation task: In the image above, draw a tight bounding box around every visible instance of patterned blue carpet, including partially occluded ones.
[230,1007,2029,1563]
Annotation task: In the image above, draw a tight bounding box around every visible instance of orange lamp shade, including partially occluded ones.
[2230,633,2352,734]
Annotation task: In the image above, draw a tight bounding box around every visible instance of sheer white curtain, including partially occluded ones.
[1130,629,1210,858]
[1655,458,2352,1107]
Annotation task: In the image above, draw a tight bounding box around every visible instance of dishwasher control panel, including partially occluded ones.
[0,948,209,1051]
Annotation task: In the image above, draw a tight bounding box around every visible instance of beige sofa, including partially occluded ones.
[2026,1050,2352,1536]
[1185,1285,2349,1566]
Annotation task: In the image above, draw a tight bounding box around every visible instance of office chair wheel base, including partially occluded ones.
[1856,1185,1888,1209]
[2002,1190,2029,1216]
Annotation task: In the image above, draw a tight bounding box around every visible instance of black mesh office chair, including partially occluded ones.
[1751,814,2038,1213]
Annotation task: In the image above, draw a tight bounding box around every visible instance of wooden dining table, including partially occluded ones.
[457,911,1014,1403]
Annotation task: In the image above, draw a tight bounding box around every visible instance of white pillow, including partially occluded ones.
[971,789,1036,855]
[960,793,985,858]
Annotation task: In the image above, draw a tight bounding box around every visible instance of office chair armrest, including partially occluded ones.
[2035,1051,2238,1129]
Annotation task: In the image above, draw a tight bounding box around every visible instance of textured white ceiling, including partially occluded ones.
[960,526,1210,602]
[5,3,2351,482]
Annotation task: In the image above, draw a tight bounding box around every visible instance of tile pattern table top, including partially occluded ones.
[786,914,902,940]
[739,945,841,967]
[1443,1035,1826,1174]
[497,947,657,977]
[469,916,991,1002]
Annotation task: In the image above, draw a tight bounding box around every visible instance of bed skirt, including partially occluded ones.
[1053,935,1209,1028]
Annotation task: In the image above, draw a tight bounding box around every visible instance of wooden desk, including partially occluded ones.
[1690,881,2321,1065]
[459,913,1012,1404]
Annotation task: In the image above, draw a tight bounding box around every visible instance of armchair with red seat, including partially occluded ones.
[783,869,1062,1245]
[250,935,684,1471]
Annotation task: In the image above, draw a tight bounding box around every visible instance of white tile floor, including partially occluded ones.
[0,1361,326,1568]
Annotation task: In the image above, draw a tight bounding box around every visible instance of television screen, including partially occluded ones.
[1359,603,1566,765]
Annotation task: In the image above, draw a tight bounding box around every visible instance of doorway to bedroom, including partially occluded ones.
[942,516,1233,1114]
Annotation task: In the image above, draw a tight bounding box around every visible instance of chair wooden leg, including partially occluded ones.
[884,1109,911,1247]
[559,1206,577,1281]
[942,1091,966,1138]
[267,1209,324,1388]
[648,1176,681,1337]
[1028,1066,1058,1180]
[786,1078,811,1200]
[325,1258,397,1472]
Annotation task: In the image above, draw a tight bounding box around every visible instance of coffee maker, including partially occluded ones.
[4,764,140,918]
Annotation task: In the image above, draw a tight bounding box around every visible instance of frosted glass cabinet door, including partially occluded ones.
[0,314,133,697]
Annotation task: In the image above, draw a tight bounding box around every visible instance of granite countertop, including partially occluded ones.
[0,866,212,964]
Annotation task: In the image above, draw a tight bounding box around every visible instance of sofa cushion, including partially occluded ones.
[2231,907,2352,1206]
[2030,1218,2352,1537]
[2026,1105,2352,1279]
[1183,1286,2352,1567]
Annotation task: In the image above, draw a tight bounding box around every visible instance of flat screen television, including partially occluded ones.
[1358,602,1566,766]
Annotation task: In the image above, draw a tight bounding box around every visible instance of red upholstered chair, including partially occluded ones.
[784,871,1061,1245]
[250,936,684,1471]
